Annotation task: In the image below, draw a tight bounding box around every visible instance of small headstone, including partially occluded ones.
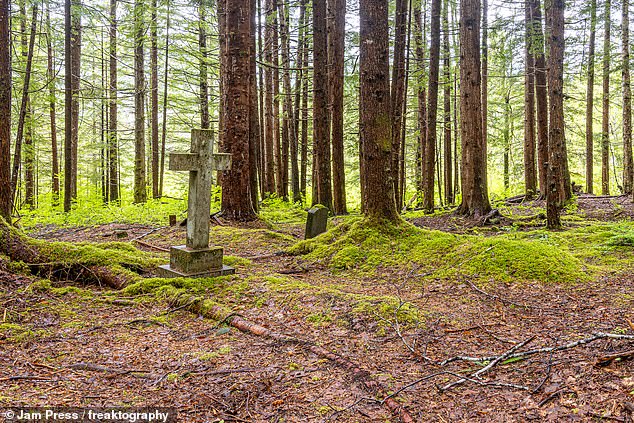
[158,129,235,278]
[169,214,177,226]
[305,207,329,239]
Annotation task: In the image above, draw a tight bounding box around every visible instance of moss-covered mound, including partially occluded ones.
[288,218,617,284]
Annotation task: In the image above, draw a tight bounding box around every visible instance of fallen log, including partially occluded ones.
[0,218,153,289]
[169,293,415,423]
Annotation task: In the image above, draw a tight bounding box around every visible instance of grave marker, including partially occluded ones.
[305,207,329,239]
[158,129,235,278]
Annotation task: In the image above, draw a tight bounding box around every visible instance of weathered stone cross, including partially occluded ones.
[158,129,236,278]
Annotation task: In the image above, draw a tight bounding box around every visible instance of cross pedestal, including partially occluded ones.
[158,129,235,278]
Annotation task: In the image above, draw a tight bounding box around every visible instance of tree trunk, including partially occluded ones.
[623,0,634,194]
[278,0,291,201]
[263,0,276,195]
[413,0,426,197]
[481,0,488,187]
[391,0,408,210]
[249,0,260,211]
[601,0,611,195]
[524,0,537,198]
[312,0,333,210]
[150,0,159,199]
[443,0,453,205]
[457,0,491,218]
[291,0,306,203]
[526,0,549,197]
[423,0,441,212]
[273,2,282,197]
[46,4,60,206]
[300,9,309,199]
[359,0,399,222]
[64,0,72,212]
[545,0,565,228]
[329,0,347,214]
[0,0,10,220]
[13,2,38,208]
[108,0,119,203]
[158,2,170,198]
[585,0,596,194]
[221,0,257,221]
[199,4,210,130]
[133,0,147,203]
[70,0,80,201]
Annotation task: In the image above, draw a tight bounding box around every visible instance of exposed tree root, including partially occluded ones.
[168,294,415,423]
[0,218,148,289]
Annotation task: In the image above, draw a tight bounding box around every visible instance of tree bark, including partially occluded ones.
[312,0,333,210]
[585,0,597,194]
[46,4,60,206]
[528,0,548,197]
[108,0,119,203]
[329,0,347,214]
[413,0,426,197]
[12,2,38,208]
[158,2,170,198]
[70,0,80,201]
[443,0,453,205]
[457,0,491,218]
[199,4,210,130]
[601,0,611,195]
[423,0,441,212]
[150,0,159,199]
[0,0,10,220]
[391,0,408,210]
[359,0,399,222]
[221,0,257,221]
[524,0,537,198]
[263,0,276,195]
[64,0,72,212]
[623,0,633,194]
[291,0,306,203]
[278,0,291,201]
[481,0,488,186]
[133,0,147,204]
[545,0,565,228]
[249,0,261,211]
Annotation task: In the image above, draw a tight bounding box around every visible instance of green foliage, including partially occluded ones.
[287,218,627,284]
[19,196,187,229]
[259,196,308,225]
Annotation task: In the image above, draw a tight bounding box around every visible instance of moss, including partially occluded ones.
[223,255,252,267]
[286,218,634,284]
[50,286,94,297]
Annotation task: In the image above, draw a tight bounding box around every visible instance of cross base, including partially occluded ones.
[158,245,235,278]
[157,264,235,278]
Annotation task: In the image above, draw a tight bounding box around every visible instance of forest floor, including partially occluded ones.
[1,195,634,422]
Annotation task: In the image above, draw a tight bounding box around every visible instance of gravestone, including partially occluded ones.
[158,129,235,278]
[304,207,329,239]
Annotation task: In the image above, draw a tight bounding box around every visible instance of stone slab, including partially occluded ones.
[170,245,223,274]
[305,206,329,239]
[157,264,235,279]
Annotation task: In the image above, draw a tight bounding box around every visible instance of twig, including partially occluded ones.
[133,239,169,252]
[440,336,535,392]
[465,279,534,309]
[596,349,634,366]
[129,226,166,242]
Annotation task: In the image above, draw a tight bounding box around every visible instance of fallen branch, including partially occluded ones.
[67,362,152,379]
[440,336,535,392]
[133,239,169,252]
[441,333,634,366]
[170,295,415,423]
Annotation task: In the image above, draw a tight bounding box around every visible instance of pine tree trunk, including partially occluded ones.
[623,0,634,194]
[278,1,291,201]
[199,4,210,130]
[524,0,537,198]
[529,0,548,197]
[133,0,147,204]
[70,0,80,200]
[545,0,565,229]
[300,13,309,199]
[272,2,282,197]
[46,4,60,205]
[20,1,35,208]
[457,0,491,218]
[359,0,399,222]
[481,0,488,187]
[423,0,440,212]
[221,0,257,221]
[413,0,426,197]
[312,0,333,210]
[249,0,260,211]
[64,0,72,212]
[443,0,453,205]
[150,0,159,199]
[108,0,119,203]
[601,0,611,195]
[0,0,10,220]
[391,0,408,210]
[329,0,347,214]
[158,2,170,198]
[263,0,276,195]
[291,0,306,203]
[585,0,596,194]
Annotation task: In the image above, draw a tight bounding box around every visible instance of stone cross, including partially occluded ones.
[158,129,235,278]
